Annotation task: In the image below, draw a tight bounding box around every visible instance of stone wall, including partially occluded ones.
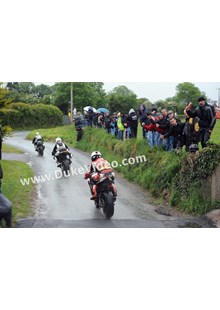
[203,163,220,203]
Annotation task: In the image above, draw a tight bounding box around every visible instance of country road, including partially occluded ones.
[3,131,214,228]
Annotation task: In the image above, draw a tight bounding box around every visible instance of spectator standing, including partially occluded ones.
[103,113,111,134]
[139,104,148,139]
[117,113,124,140]
[161,118,186,149]
[127,109,138,138]
[97,113,104,128]
[185,97,216,148]
[156,108,173,151]
[146,112,157,147]
[87,108,94,127]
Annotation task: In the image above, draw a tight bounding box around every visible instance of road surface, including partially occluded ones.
[3,131,214,228]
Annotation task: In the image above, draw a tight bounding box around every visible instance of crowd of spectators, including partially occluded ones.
[75,96,216,151]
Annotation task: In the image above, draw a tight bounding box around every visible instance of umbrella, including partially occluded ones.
[97,108,109,113]
[83,106,97,113]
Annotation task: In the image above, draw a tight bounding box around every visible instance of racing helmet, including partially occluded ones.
[55,137,63,146]
[91,151,102,161]
[189,144,199,153]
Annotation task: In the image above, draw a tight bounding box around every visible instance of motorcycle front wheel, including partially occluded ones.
[62,159,70,174]
[38,146,44,156]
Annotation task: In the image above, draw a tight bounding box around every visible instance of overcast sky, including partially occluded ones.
[103,82,220,102]
[36,82,220,103]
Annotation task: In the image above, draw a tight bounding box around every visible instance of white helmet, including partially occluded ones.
[55,137,62,143]
[91,151,102,161]
[129,109,135,115]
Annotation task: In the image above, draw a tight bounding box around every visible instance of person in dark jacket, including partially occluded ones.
[103,113,111,134]
[138,111,147,139]
[161,118,186,149]
[156,108,173,150]
[183,109,200,151]
[185,97,216,148]
[138,104,148,139]
[74,115,84,142]
[127,109,138,138]
[87,108,94,127]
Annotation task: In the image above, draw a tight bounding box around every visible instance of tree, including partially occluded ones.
[106,85,137,112]
[51,82,107,113]
[14,82,35,94]
[34,84,52,98]
[154,100,168,109]
[175,82,206,105]
[0,83,12,108]
[5,82,54,105]
[136,98,152,109]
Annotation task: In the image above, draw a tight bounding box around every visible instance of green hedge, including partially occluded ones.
[76,127,220,215]
[0,103,63,128]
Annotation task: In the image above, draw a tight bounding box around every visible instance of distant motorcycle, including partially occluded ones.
[87,172,117,219]
[36,139,45,156]
[55,147,72,174]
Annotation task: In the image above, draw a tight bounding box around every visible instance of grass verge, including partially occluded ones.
[1,160,34,225]
[26,125,77,146]
[2,144,23,154]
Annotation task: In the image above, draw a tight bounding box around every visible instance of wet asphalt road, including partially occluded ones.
[4,132,214,228]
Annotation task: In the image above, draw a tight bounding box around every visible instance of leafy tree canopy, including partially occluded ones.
[0,83,12,108]
[51,82,107,113]
[175,82,206,105]
[106,85,137,113]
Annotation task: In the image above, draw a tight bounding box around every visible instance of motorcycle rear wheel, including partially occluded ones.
[101,192,114,219]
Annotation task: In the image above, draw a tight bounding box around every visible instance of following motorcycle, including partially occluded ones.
[54,147,72,174]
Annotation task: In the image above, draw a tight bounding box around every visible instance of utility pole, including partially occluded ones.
[70,82,73,122]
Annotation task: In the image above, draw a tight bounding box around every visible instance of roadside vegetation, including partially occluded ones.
[77,127,220,215]
[26,125,76,146]
[2,144,23,153]
[26,124,220,215]
[0,102,63,129]
[1,160,34,224]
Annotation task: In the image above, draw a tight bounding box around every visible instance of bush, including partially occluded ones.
[0,103,63,129]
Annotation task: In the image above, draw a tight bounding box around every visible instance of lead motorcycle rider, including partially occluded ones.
[32,132,43,151]
[52,137,71,167]
[84,151,117,200]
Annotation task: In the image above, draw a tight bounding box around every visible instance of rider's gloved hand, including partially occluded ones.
[84,172,90,179]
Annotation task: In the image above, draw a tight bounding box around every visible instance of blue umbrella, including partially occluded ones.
[97,108,109,113]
